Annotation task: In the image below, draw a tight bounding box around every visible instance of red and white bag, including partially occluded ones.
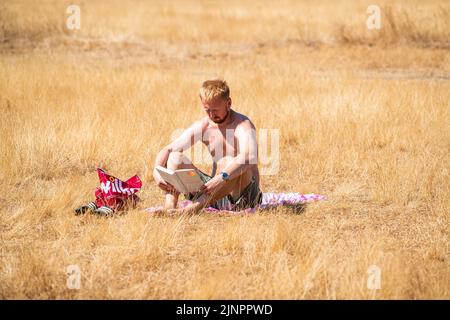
[94,168,142,210]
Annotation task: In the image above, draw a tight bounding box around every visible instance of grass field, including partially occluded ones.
[0,0,449,299]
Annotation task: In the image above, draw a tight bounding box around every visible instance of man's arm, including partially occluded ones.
[154,119,204,168]
[221,120,258,179]
[200,120,257,196]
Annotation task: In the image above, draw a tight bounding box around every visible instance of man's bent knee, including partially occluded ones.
[167,151,191,169]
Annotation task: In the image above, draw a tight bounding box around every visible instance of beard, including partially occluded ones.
[211,109,230,124]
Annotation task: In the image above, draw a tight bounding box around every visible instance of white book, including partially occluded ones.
[155,165,204,194]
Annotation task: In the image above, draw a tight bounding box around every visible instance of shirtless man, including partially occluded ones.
[152,79,262,214]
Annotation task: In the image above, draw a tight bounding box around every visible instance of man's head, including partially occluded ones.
[199,79,232,124]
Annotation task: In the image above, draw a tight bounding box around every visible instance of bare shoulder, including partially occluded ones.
[190,116,210,131]
[234,111,256,131]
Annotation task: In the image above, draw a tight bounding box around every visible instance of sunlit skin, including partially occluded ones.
[153,95,260,214]
[203,97,230,124]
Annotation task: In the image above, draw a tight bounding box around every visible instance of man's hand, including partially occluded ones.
[200,175,226,196]
[153,168,177,193]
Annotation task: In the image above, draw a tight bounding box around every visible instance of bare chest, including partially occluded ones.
[201,127,239,159]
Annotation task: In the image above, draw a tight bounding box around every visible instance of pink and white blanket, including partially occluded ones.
[145,192,326,214]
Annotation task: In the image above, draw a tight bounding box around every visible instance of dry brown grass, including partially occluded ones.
[0,0,449,299]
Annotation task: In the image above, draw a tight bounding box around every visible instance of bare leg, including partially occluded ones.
[164,151,197,210]
[169,156,253,214]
